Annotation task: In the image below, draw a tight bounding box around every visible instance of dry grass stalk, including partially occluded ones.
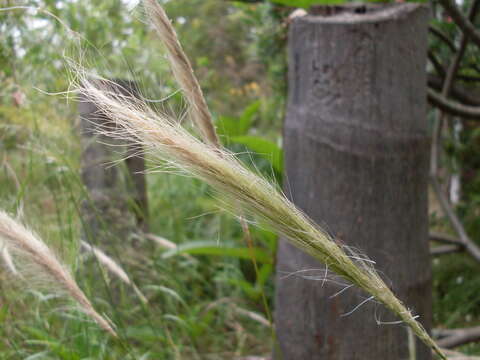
[0,241,17,275]
[143,0,259,299]
[144,233,177,250]
[81,241,148,304]
[143,0,219,147]
[144,233,196,261]
[75,76,445,359]
[0,210,117,336]
[233,306,272,328]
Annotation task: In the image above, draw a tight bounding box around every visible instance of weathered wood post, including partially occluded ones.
[275,4,431,359]
[79,80,148,245]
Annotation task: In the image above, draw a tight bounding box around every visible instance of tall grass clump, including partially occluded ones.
[73,73,445,358]
[0,210,117,337]
[68,1,445,357]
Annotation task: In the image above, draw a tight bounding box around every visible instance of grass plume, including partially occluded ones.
[144,233,177,250]
[81,241,148,304]
[145,0,276,329]
[143,0,219,147]
[74,75,445,359]
[0,241,17,275]
[0,210,117,337]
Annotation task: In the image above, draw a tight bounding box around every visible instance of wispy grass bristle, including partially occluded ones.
[67,1,444,356]
[0,210,117,336]
[143,0,219,147]
[73,72,445,359]
[1,241,18,275]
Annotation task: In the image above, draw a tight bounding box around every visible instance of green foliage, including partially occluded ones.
[270,0,345,7]
[0,2,279,355]
[162,240,273,264]
[216,100,284,183]
[427,0,480,345]
[433,254,480,327]
[231,136,283,174]
[217,101,260,139]
[267,0,427,8]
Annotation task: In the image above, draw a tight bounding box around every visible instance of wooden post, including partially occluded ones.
[79,80,148,245]
[275,4,431,359]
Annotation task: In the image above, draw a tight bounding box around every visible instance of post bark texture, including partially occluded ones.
[275,4,431,360]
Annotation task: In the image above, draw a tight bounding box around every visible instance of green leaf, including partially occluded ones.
[146,285,187,306]
[24,327,80,360]
[270,0,346,8]
[256,264,273,288]
[229,279,260,299]
[231,135,283,173]
[217,115,242,138]
[217,101,260,138]
[162,241,272,263]
[125,327,165,343]
[238,100,260,135]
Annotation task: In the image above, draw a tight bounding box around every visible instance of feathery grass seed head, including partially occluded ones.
[143,0,219,147]
[0,210,117,336]
[73,73,445,359]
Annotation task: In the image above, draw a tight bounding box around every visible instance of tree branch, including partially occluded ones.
[428,50,447,77]
[437,0,480,48]
[437,326,480,349]
[428,88,480,119]
[440,347,480,359]
[430,244,463,256]
[428,74,480,106]
[430,232,464,255]
[429,25,457,52]
[431,176,480,263]
[430,231,464,245]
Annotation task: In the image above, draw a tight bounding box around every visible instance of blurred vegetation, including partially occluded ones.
[0,1,283,358]
[428,1,480,351]
[1,0,480,358]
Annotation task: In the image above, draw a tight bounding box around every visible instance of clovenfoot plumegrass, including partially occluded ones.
[73,74,446,359]
[0,210,117,336]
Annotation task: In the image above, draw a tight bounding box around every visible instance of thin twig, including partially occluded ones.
[430,231,463,246]
[439,347,480,360]
[429,0,480,265]
[428,74,480,106]
[431,177,480,262]
[430,244,463,256]
[437,326,480,349]
[429,25,457,52]
[428,89,480,119]
[428,50,447,77]
[430,0,477,175]
[438,0,480,48]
